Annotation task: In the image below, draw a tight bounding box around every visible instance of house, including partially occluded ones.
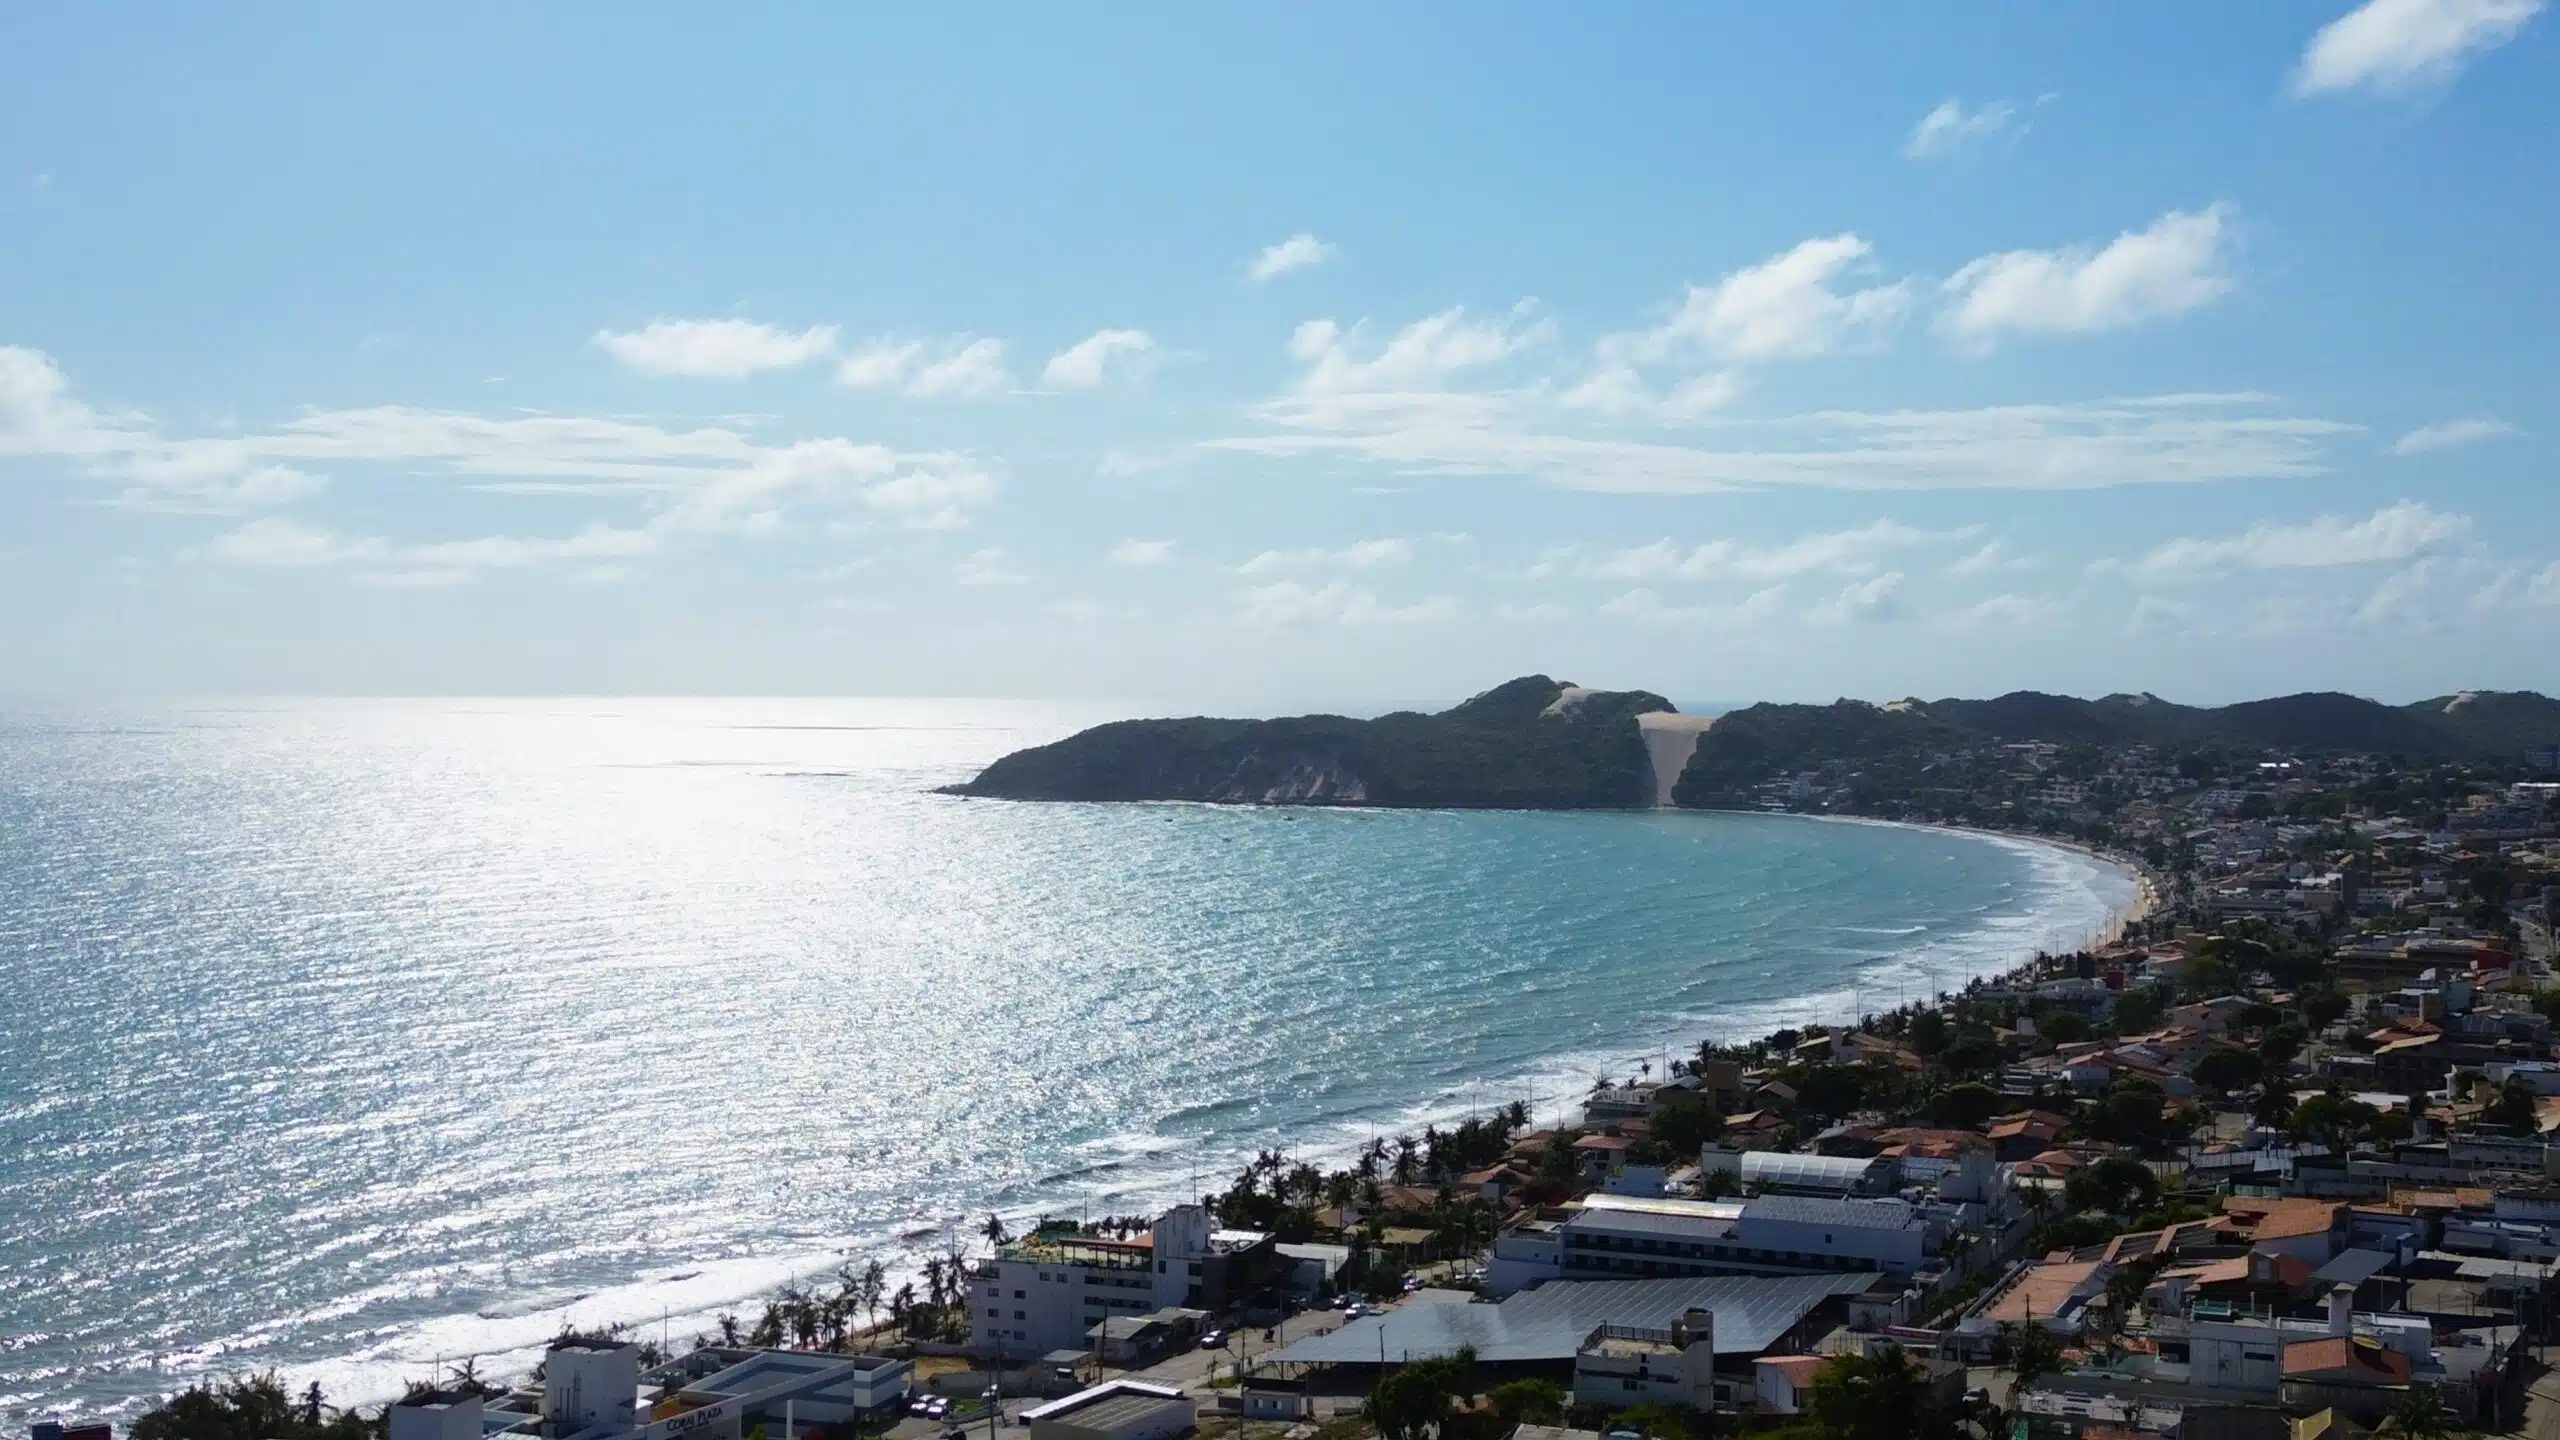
[1753,1355,1831,1416]
[1985,1110,2071,1163]
[2224,1198,2346,1265]
[1573,1133,1636,1180]
[1571,1309,1717,1412]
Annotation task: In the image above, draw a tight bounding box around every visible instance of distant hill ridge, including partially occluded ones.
[940,678,2560,809]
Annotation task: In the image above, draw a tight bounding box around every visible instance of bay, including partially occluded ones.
[0,697,2134,1423]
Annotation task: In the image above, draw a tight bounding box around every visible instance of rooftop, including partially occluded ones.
[1020,1381,1188,1427]
[1271,1273,1877,1366]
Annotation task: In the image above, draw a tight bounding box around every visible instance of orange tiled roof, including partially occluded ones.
[2282,1337,2411,1383]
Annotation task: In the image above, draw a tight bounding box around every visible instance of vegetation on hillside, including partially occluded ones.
[943,676,1674,808]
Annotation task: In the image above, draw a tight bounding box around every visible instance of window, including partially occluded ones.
[1014,1290,1025,1299]
[1014,1310,1026,1320]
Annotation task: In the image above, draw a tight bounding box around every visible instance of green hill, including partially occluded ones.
[940,676,1676,808]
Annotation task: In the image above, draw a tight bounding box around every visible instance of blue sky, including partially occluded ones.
[2,2,2553,709]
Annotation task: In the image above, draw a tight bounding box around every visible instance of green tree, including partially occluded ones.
[1792,1064,1868,1122]
[2380,1385,2453,1439]
[2190,1046,2263,1095]
[2485,1077,2540,1133]
[1927,1082,2004,1129]
[2064,1156,2160,1216]
[1806,1349,1952,1440]
[1364,1347,1476,1440]
[1484,1379,1565,1429]
[133,1375,382,1440]
[2007,1320,2064,1396]
[1648,1098,1723,1155]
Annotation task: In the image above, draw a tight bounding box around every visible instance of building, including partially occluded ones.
[1489,1193,1932,1295]
[969,1205,1274,1356]
[1271,1271,1878,1411]
[648,1349,914,1438]
[1699,1147,1894,1197]
[1571,1309,1716,1412]
[388,1393,484,1440]
[1752,1355,1831,1416]
[1088,1307,1207,1365]
[1023,1381,1196,1440]
[546,1339,643,1439]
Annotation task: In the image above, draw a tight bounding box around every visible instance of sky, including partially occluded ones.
[2,2,2554,712]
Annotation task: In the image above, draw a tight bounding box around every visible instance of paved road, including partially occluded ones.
[2509,1345,2560,1440]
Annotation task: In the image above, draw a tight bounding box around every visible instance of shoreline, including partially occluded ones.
[63,808,2154,1423]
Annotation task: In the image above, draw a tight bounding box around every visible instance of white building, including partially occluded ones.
[388,1394,483,1440]
[1490,1194,1931,1296]
[546,1340,643,1440]
[1023,1381,1195,1440]
[1571,1309,1717,1412]
[970,1205,1267,1356]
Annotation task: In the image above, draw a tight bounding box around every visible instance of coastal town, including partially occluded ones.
[101,724,2560,1440]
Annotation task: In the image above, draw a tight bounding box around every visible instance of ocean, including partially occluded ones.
[0,697,2136,1425]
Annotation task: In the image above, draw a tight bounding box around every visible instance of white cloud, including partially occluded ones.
[1047,599,1139,622]
[910,339,1012,398]
[118,463,328,513]
[1566,521,1938,584]
[593,319,839,379]
[1940,206,2234,345]
[2292,0,2542,96]
[836,340,925,391]
[1944,539,2033,575]
[200,516,662,585]
[1941,592,2050,629]
[2129,500,2470,579]
[1557,366,1741,424]
[1597,585,1786,628]
[1108,538,1174,566]
[1808,571,1907,625]
[1237,538,1414,574]
[1494,602,1575,623]
[202,517,387,569]
[1042,329,1157,389]
[954,546,1030,586]
[855,459,998,531]
[1221,391,2349,494]
[1233,581,1460,626]
[1289,307,1544,397]
[1248,233,1336,282]
[1903,98,2018,160]
[0,344,1001,578]
[2355,558,2447,625]
[2393,415,2524,454]
[1601,236,1909,366]
[836,336,1013,398]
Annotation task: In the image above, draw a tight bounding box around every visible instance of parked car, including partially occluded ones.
[1197,1330,1226,1350]
[908,1399,934,1417]
[940,1429,969,1440]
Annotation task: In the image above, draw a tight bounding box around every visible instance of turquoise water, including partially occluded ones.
[0,698,2133,1423]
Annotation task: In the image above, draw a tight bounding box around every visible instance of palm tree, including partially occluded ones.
[716,1313,742,1347]
[856,1259,887,1341]
[1391,1134,1421,1186]
[981,1213,1010,1248]
[2007,1321,2062,1398]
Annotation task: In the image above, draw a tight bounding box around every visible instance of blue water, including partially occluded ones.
[0,698,2134,1423]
